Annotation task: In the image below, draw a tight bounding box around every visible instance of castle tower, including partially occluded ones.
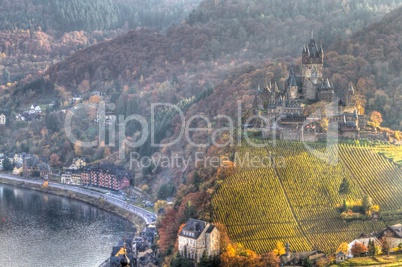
[302,31,324,100]
[346,83,355,106]
[287,68,299,100]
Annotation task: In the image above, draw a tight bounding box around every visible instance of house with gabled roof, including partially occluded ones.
[347,234,382,258]
[178,218,220,263]
[336,251,347,263]
[379,223,402,248]
[280,243,326,266]
[0,113,6,125]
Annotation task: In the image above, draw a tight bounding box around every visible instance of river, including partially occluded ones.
[0,184,135,267]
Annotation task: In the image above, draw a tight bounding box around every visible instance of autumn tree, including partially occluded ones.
[315,258,328,267]
[74,141,82,156]
[369,111,383,128]
[370,205,380,213]
[336,242,349,254]
[319,117,329,132]
[158,207,179,254]
[154,200,167,213]
[350,242,368,257]
[215,222,231,253]
[362,195,373,212]
[381,233,393,257]
[49,153,61,167]
[260,252,279,267]
[273,241,286,256]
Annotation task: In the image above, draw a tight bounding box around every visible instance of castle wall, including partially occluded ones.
[280,130,300,141]
[303,79,318,100]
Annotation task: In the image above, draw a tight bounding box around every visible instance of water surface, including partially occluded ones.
[0,184,135,267]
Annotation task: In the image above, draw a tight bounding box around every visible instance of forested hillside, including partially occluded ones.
[1,0,401,172]
[330,8,402,129]
[0,0,200,32]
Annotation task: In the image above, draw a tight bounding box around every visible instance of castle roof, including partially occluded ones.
[179,218,208,239]
[303,31,323,59]
[348,84,355,93]
[320,78,333,90]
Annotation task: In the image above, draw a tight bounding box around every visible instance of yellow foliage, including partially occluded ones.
[336,242,349,254]
[370,205,380,213]
[274,241,286,256]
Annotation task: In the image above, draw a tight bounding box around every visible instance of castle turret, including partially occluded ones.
[302,31,324,101]
[346,83,355,106]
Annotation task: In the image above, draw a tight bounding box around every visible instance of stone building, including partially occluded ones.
[178,218,220,263]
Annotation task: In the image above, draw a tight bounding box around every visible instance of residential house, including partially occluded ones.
[178,218,220,263]
[347,233,382,257]
[336,251,347,263]
[141,223,157,244]
[61,169,82,185]
[73,157,87,168]
[379,224,402,248]
[80,164,132,191]
[22,155,50,178]
[13,164,23,175]
[280,243,326,266]
[69,94,82,104]
[0,113,6,125]
[16,112,40,122]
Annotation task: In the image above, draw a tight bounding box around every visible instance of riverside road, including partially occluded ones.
[0,174,155,224]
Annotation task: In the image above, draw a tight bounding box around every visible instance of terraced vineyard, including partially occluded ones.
[212,141,402,253]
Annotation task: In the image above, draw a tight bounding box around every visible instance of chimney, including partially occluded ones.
[285,242,291,257]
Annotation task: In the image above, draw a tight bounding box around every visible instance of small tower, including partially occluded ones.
[346,83,355,106]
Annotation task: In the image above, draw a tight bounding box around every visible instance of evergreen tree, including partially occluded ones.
[198,251,210,267]
[339,178,350,195]
[302,257,312,267]
[2,158,13,171]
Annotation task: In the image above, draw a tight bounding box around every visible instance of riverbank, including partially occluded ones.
[0,176,146,232]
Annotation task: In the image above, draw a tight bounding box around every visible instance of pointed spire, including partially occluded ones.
[311,30,314,40]
[348,83,355,94]
[326,78,331,88]
[289,67,294,76]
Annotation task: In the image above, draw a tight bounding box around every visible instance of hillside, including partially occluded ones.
[0,0,200,33]
[0,0,201,91]
[212,141,402,253]
[329,7,402,129]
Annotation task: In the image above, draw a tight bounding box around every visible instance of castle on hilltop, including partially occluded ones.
[252,32,373,141]
[255,31,355,111]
